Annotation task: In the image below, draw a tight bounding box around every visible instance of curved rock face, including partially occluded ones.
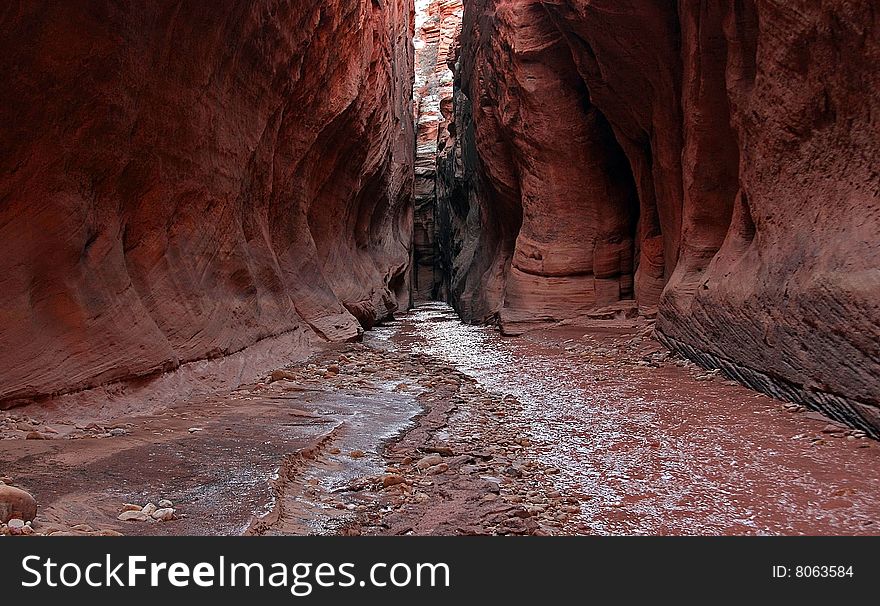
[0,1,414,406]
[441,0,880,432]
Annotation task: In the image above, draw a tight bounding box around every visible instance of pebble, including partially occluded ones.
[188,427,204,434]
[350,450,366,459]
[0,485,38,523]
[270,370,297,382]
[416,455,443,469]
[117,510,149,522]
[423,445,454,456]
[141,503,157,516]
[425,463,449,476]
[109,428,127,437]
[151,508,175,522]
[120,503,142,513]
[7,518,25,529]
[158,499,173,509]
[382,475,406,488]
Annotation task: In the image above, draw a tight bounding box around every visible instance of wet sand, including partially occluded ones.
[1,302,879,535]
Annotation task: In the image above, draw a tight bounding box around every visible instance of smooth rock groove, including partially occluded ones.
[434,0,880,433]
[0,1,415,406]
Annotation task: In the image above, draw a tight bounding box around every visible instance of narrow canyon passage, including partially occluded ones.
[1,1,878,538]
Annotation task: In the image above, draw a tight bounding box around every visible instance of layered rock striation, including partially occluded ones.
[0,0,415,406]
[440,1,880,433]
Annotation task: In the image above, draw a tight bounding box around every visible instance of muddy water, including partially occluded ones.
[367,302,880,535]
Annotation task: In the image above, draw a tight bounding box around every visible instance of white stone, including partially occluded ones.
[118,510,148,522]
[151,508,174,522]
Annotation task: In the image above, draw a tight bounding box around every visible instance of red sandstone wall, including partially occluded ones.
[443,0,880,431]
[0,0,414,406]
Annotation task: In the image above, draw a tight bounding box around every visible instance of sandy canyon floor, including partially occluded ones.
[2,302,879,536]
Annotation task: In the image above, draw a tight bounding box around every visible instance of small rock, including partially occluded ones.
[25,431,47,440]
[416,455,443,469]
[141,503,157,516]
[269,370,297,382]
[423,445,454,456]
[327,364,340,374]
[158,499,173,508]
[481,480,501,494]
[109,428,127,437]
[349,450,366,459]
[0,485,37,523]
[151,508,175,522]
[504,466,522,478]
[71,524,94,532]
[117,511,148,522]
[426,463,449,476]
[382,474,406,488]
[120,503,142,512]
[188,427,204,434]
[329,448,341,455]
[7,518,25,529]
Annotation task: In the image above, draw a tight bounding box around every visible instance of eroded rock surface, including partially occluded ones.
[0,0,415,406]
[438,0,880,433]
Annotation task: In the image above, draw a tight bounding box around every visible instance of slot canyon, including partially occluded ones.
[0,0,878,536]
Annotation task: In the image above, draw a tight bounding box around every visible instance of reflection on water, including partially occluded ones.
[367,302,880,535]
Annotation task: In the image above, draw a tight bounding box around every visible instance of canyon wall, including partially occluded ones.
[413,0,463,300]
[440,1,880,433]
[0,0,415,407]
